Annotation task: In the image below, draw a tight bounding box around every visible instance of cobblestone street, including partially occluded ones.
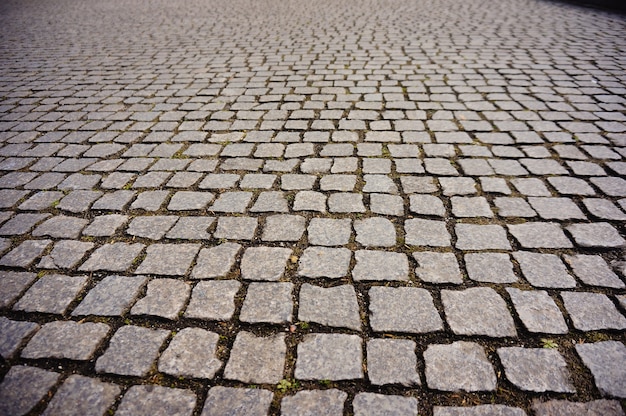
[0,0,625,414]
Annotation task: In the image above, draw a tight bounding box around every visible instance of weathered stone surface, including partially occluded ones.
[0,239,52,268]
[201,387,273,416]
[116,385,196,416]
[295,334,363,380]
[307,218,352,246]
[0,271,37,308]
[566,223,626,248]
[424,341,496,392]
[192,242,241,279]
[42,375,120,416]
[353,250,409,281]
[508,223,573,249]
[38,240,94,269]
[455,224,511,250]
[262,214,306,241]
[72,275,148,316]
[134,243,200,276]
[353,393,418,416]
[96,325,170,377]
[498,347,574,393]
[513,251,577,288]
[465,253,517,283]
[213,216,258,240]
[131,279,190,319]
[413,252,462,284]
[434,405,526,416]
[298,283,361,330]
[561,292,626,331]
[240,282,293,323]
[166,217,214,240]
[298,247,351,278]
[528,197,586,220]
[0,366,60,416]
[354,217,397,247]
[367,339,421,386]
[281,389,347,416]
[369,286,443,333]
[532,399,624,416]
[405,219,450,247]
[0,317,39,359]
[328,192,366,213]
[241,246,292,281]
[82,214,128,237]
[158,327,222,379]
[225,332,286,384]
[442,288,517,337]
[21,321,109,360]
[32,215,89,238]
[564,254,625,288]
[79,242,145,272]
[14,274,87,314]
[184,280,241,320]
[506,288,568,334]
[576,341,626,398]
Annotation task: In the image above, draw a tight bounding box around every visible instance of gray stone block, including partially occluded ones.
[72,275,147,316]
[79,242,145,272]
[455,224,511,250]
[513,251,577,288]
[0,271,37,308]
[295,333,363,380]
[369,286,443,333]
[353,393,418,416]
[498,347,574,393]
[355,217,397,247]
[116,385,196,416]
[281,389,347,416]
[413,252,462,284]
[367,339,421,386]
[298,247,351,279]
[42,375,120,416]
[192,243,241,279]
[298,283,361,330]
[465,253,517,283]
[434,405,526,416]
[241,246,292,281]
[561,292,626,331]
[158,327,222,379]
[14,274,87,314]
[240,282,293,324]
[532,399,624,416]
[0,317,39,359]
[225,332,286,384]
[576,341,626,398]
[201,387,273,416]
[131,279,191,319]
[0,366,60,416]
[566,222,625,248]
[134,243,200,276]
[506,288,568,334]
[21,321,109,360]
[184,280,240,320]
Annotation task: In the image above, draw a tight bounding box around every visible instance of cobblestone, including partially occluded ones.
[298,283,361,330]
[281,389,347,416]
[21,321,109,360]
[42,375,120,416]
[295,333,363,381]
[115,385,196,416]
[158,327,222,379]
[224,332,286,384]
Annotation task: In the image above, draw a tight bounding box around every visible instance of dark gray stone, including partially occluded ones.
[201,387,273,416]
[116,385,196,416]
[42,375,120,416]
[0,366,60,416]
[0,239,52,268]
[82,214,128,237]
[0,271,37,308]
[32,215,89,238]
[14,274,87,314]
[21,321,109,360]
[158,327,222,379]
[0,317,39,359]
[0,213,50,236]
[38,240,94,269]
[72,275,147,316]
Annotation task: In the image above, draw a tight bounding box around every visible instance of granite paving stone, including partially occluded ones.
[0,239,52,268]
[21,320,109,360]
[0,271,37,308]
[42,375,120,416]
[497,347,574,393]
[513,251,577,288]
[201,387,273,416]
[295,333,363,380]
[37,240,94,269]
[72,275,148,316]
[56,190,102,213]
[213,216,258,240]
[353,250,409,281]
[79,242,145,272]
[451,196,493,217]
[166,216,215,240]
[506,288,568,334]
[583,198,626,220]
[92,190,136,210]
[442,288,517,337]
[508,222,573,248]
[167,191,214,210]
[134,243,200,276]
[528,197,587,220]
[32,215,88,238]
[126,215,179,240]
[413,252,462,284]
[575,341,626,398]
[369,286,443,333]
[298,283,361,330]
[184,280,240,320]
[115,385,196,416]
[0,213,50,235]
[95,325,170,377]
[281,389,347,416]
[409,194,446,216]
[240,282,293,324]
[353,393,418,416]
[307,218,352,246]
[434,405,526,416]
[298,247,352,278]
[354,217,397,247]
[566,222,625,248]
[328,192,366,213]
[130,190,169,211]
[158,327,222,379]
[0,317,40,359]
[14,274,87,314]
[367,339,421,386]
[241,246,291,281]
[561,292,626,331]
[191,242,241,279]
[563,254,625,288]
[0,366,60,416]
[210,191,253,213]
[424,341,497,392]
[131,278,191,319]
[250,191,289,212]
[370,193,404,216]
[455,224,511,250]
[293,190,327,212]
[464,253,517,283]
[224,332,286,384]
[532,399,624,416]
[405,219,451,247]
[262,214,306,241]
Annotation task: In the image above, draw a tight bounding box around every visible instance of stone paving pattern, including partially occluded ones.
[0,0,625,414]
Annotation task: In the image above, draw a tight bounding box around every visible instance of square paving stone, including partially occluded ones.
[369,286,443,333]
[439,177,476,196]
[424,341,496,392]
[38,240,94,269]
[575,341,626,398]
[166,216,215,240]
[451,196,494,217]
[566,222,626,248]
[455,224,511,250]
[250,191,289,212]
[19,191,63,211]
[413,252,462,284]
[532,399,624,416]
[201,387,273,416]
[241,247,292,281]
[0,366,60,416]
[199,173,240,189]
[506,288,568,334]
[494,197,537,217]
[158,327,222,379]
[32,215,89,239]
[434,405,526,416]
[528,197,586,220]
[14,274,88,314]
[184,280,241,320]
[72,275,148,316]
[0,213,50,236]
[0,317,39,359]
[96,325,170,377]
[442,287,517,337]
[168,191,214,210]
[82,214,129,237]
[131,279,191,319]
[0,271,37,308]
[401,176,438,193]
[362,174,398,193]
[353,250,409,281]
[213,216,258,240]
[21,321,109,360]
[355,217,397,247]
[508,222,573,248]
[57,190,102,213]
[130,190,168,211]
[224,332,286,384]
[370,193,405,216]
[405,219,451,247]
[307,218,352,246]
[127,215,179,240]
[353,393,418,416]
[262,214,306,241]
[298,247,352,279]
[501,348,575,395]
[465,253,517,283]
[116,385,196,416]
[409,195,446,217]
[210,191,253,213]
[281,389,347,416]
[563,254,625,288]
[295,333,363,380]
[42,375,120,416]
[0,239,52,268]
[583,198,626,221]
[134,243,200,276]
[240,282,293,324]
[321,174,357,191]
[513,251,577,288]
[91,190,136,211]
[328,192,366,213]
[191,243,241,279]
[298,283,361,330]
[561,292,626,331]
[79,242,145,272]
[367,339,421,386]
